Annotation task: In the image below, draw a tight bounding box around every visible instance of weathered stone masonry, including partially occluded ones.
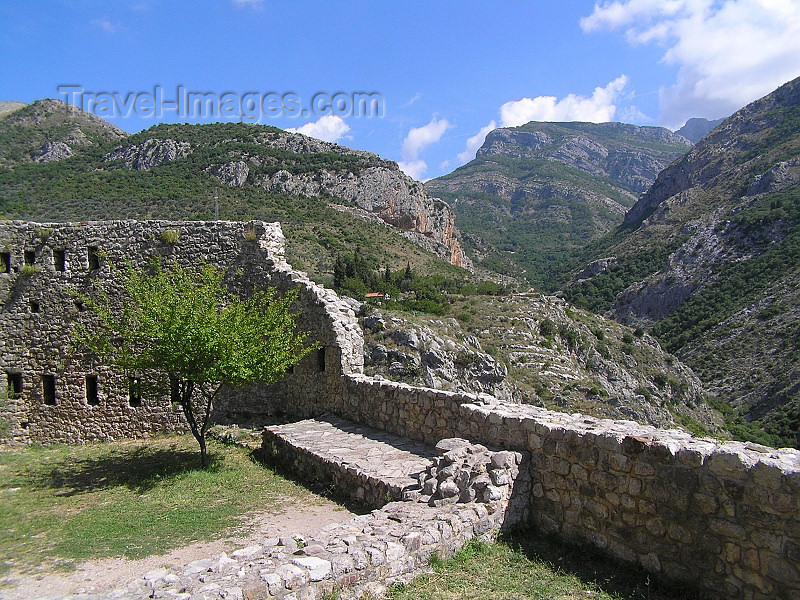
[0,219,361,444]
[2,220,799,599]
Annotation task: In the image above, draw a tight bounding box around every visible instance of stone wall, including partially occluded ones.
[3,219,799,599]
[0,219,363,444]
[85,499,508,600]
[312,376,800,600]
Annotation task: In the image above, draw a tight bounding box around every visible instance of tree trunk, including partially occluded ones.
[177,379,209,468]
[177,378,219,469]
[198,435,209,468]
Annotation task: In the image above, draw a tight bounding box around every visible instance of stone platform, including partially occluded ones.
[262,414,437,508]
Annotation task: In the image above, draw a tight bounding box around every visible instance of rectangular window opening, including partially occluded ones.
[87,246,100,271]
[128,377,142,407]
[317,348,326,373]
[23,250,35,266]
[0,252,10,274]
[170,376,181,405]
[42,374,56,405]
[85,375,99,405]
[30,301,40,313]
[6,372,22,399]
[53,249,66,272]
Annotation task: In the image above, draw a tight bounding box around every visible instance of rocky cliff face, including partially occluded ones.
[426,121,691,288]
[477,123,689,194]
[570,76,800,446]
[253,163,469,269]
[105,138,192,170]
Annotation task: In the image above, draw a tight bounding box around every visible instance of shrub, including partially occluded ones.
[539,317,557,338]
[160,229,180,245]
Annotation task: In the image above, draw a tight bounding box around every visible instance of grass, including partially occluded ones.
[388,532,706,600]
[0,434,327,574]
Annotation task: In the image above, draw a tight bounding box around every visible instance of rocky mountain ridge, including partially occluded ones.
[97,120,468,269]
[0,100,469,275]
[426,121,691,287]
[568,75,800,446]
[674,117,726,143]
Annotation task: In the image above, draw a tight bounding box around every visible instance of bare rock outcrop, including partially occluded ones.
[33,141,73,163]
[209,160,250,187]
[105,138,192,171]
[256,165,470,269]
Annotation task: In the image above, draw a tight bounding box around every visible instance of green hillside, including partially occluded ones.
[0,102,466,288]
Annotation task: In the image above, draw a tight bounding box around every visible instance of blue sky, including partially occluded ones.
[2,1,799,180]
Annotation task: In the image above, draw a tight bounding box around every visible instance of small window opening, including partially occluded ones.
[85,375,99,405]
[30,301,40,313]
[24,250,35,266]
[0,252,10,274]
[128,377,142,407]
[287,365,294,375]
[42,375,56,405]
[53,249,66,272]
[317,348,326,372]
[170,376,181,404]
[20,421,29,429]
[6,372,22,399]
[87,246,100,271]
[74,299,86,312]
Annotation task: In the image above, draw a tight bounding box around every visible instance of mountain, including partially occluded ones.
[0,102,27,119]
[675,117,726,143]
[567,76,800,447]
[0,100,470,281]
[358,293,722,434]
[425,122,691,288]
[0,99,126,166]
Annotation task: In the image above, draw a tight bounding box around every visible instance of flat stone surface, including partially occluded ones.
[266,414,437,490]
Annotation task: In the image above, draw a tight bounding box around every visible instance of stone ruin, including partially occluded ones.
[0,220,799,600]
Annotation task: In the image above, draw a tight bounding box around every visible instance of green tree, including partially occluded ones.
[77,260,315,467]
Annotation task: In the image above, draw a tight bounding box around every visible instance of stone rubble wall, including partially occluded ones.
[298,373,799,600]
[76,499,507,600]
[0,220,364,444]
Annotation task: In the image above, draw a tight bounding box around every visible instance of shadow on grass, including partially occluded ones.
[25,445,214,496]
[249,446,370,516]
[503,527,711,600]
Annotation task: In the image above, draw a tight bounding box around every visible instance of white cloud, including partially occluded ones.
[499,75,629,127]
[581,0,800,128]
[457,120,496,163]
[286,115,350,143]
[403,93,422,108]
[397,159,428,181]
[92,18,120,33]
[617,105,653,124]
[397,116,452,180]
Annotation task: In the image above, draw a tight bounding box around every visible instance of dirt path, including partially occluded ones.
[0,500,358,599]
